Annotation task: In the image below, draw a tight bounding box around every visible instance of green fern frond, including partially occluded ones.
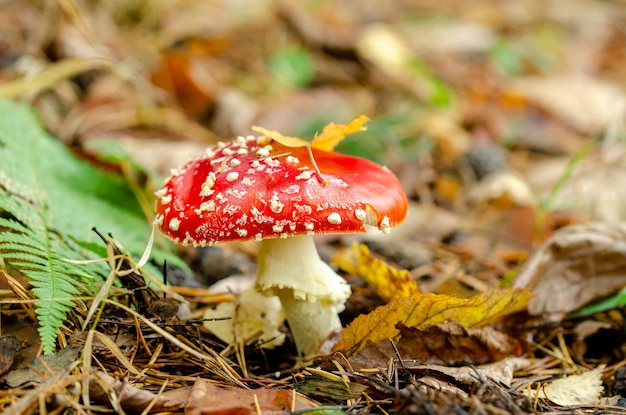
[0,207,101,353]
[0,100,186,354]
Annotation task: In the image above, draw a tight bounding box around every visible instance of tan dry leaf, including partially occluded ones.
[507,75,625,134]
[333,288,530,355]
[357,24,414,74]
[530,366,605,406]
[528,146,626,223]
[419,112,470,163]
[470,171,536,209]
[403,21,494,55]
[512,222,626,318]
[333,243,420,301]
[0,57,111,99]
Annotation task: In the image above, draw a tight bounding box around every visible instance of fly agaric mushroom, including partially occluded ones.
[155,121,408,356]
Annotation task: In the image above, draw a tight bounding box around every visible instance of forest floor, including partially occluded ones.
[2,1,626,414]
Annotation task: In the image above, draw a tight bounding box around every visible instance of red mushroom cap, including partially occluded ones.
[155,135,408,246]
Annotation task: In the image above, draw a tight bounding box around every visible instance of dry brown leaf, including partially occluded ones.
[400,323,521,363]
[186,379,318,415]
[334,288,530,355]
[279,0,361,50]
[333,243,420,301]
[5,347,81,388]
[404,358,530,399]
[151,49,216,120]
[512,222,626,318]
[0,336,20,376]
[346,322,522,369]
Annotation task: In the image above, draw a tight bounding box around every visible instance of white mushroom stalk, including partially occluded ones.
[256,235,351,357]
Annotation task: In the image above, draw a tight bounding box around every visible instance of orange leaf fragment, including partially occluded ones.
[186,379,318,415]
[252,115,369,151]
[151,51,215,120]
[333,287,531,355]
[251,125,307,148]
[310,115,369,151]
[334,243,420,301]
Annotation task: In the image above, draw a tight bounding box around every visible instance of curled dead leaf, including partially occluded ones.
[512,222,626,318]
[406,357,530,390]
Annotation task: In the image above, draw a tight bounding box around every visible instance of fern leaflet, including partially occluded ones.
[0,100,184,353]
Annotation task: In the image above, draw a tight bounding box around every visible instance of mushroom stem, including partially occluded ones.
[256,235,351,357]
[274,287,342,356]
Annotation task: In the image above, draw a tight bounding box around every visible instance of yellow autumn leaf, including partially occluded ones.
[311,115,370,151]
[334,243,419,301]
[333,288,531,355]
[251,115,370,152]
[251,125,308,148]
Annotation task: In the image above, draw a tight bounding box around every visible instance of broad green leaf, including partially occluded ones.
[269,46,315,88]
[0,100,184,353]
